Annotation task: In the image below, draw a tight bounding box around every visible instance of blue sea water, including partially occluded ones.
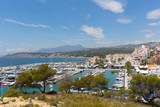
[0,57,88,67]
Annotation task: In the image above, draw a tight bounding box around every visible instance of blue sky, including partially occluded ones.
[0,0,160,55]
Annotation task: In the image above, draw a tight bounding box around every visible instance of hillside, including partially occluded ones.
[1,93,151,107]
[60,42,160,58]
[5,52,52,58]
[4,42,160,58]
[37,45,85,53]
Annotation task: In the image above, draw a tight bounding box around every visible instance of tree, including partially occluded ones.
[118,58,121,62]
[130,74,160,103]
[31,64,57,93]
[57,73,73,93]
[72,77,86,93]
[15,70,33,92]
[83,75,94,93]
[94,58,105,68]
[140,59,147,66]
[92,73,110,96]
[125,61,132,76]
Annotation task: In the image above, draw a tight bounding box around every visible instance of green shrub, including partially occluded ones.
[154,98,160,106]
[2,89,21,99]
[104,91,117,98]
[37,95,48,102]
[21,104,41,107]
[22,94,35,100]
[12,99,16,102]
[46,91,57,95]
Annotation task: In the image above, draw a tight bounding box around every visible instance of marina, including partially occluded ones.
[0,59,127,97]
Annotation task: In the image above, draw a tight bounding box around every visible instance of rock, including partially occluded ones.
[27,98,33,105]
[2,97,10,104]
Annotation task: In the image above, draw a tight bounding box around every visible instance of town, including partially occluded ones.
[0,44,160,106]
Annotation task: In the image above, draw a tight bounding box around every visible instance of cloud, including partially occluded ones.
[6,48,30,53]
[38,0,46,4]
[4,19,50,28]
[149,21,160,26]
[124,40,142,45]
[96,41,113,45]
[145,33,155,38]
[116,18,132,24]
[147,8,160,19]
[6,48,38,53]
[92,0,124,13]
[81,25,105,40]
[140,30,152,33]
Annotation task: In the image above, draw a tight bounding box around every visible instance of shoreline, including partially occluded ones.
[3,56,91,59]
[0,57,89,68]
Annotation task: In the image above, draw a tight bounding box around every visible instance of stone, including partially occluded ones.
[2,97,10,104]
[27,98,33,105]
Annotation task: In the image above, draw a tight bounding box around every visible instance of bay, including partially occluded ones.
[0,57,88,67]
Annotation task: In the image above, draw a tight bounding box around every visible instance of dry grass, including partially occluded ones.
[45,93,150,107]
[1,93,151,107]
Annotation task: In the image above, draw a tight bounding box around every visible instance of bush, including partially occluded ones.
[21,104,41,107]
[37,95,48,102]
[22,94,35,100]
[154,98,160,106]
[104,91,118,98]
[2,89,21,99]
[12,99,16,102]
[46,91,57,95]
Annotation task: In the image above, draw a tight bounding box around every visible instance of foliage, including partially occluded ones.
[104,91,118,98]
[111,65,115,69]
[130,74,160,103]
[21,104,41,107]
[61,47,134,58]
[140,59,147,66]
[51,93,147,107]
[11,99,16,102]
[94,58,105,68]
[147,55,160,65]
[31,64,57,93]
[72,77,85,92]
[125,61,132,76]
[22,94,36,100]
[2,88,21,99]
[91,73,110,96]
[15,71,33,92]
[57,73,73,93]
[117,88,126,96]
[82,75,94,92]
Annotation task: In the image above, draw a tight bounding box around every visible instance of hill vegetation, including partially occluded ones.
[60,48,134,58]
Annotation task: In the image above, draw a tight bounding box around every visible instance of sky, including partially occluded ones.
[0,0,160,55]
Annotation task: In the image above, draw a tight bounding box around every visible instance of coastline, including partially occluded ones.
[0,57,88,67]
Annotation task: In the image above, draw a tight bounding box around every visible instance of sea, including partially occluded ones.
[0,57,88,67]
[0,58,119,97]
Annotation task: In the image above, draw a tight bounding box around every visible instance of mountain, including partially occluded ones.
[114,42,160,49]
[4,42,160,58]
[37,45,85,53]
[61,42,160,58]
[5,52,52,58]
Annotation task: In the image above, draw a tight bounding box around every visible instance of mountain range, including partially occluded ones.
[37,45,85,53]
[4,42,160,58]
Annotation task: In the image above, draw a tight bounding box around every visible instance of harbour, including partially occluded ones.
[0,58,127,97]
